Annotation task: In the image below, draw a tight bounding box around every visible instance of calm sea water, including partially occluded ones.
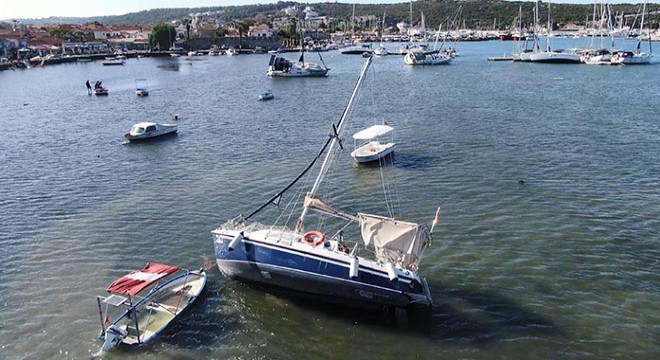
[1,38,659,359]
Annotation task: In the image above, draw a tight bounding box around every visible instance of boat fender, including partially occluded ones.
[228,232,244,251]
[302,231,325,247]
[349,257,359,279]
[385,262,398,281]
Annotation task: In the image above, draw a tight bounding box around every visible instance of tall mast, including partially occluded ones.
[297,56,373,231]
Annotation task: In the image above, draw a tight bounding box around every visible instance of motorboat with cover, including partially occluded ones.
[350,124,396,163]
[267,50,329,77]
[124,121,178,142]
[94,263,206,355]
[212,56,435,320]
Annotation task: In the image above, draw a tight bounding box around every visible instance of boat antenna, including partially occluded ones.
[296,56,373,232]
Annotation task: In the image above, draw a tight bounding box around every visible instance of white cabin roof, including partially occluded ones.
[352,125,393,140]
[133,121,156,128]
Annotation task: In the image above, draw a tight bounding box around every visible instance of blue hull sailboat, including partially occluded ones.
[212,56,434,317]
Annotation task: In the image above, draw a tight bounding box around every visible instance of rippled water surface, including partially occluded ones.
[1,39,659,359]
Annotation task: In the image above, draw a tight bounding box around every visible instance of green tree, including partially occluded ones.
[183,18,192,47]
[150,23,176,50]
[233,21,249,48]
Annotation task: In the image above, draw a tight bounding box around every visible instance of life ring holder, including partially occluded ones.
[302,231,325,247]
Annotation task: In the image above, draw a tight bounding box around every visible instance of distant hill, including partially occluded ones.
[5,1,659,30]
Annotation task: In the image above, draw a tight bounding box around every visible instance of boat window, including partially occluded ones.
[145,125,157,132]
[131,126,145,134]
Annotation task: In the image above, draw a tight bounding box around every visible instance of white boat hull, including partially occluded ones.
[350,141,396,163]
[125,123,178,142]
[529,51,581,63]
[267,62,328,77]
[98,270,206,349]
[404,51,452,65]
[213,229,432,310]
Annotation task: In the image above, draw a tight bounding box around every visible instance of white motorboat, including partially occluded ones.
[135,79,149,97]
[226,47,238,56]
[258,90,274,101]
[102,57,125,66]
[350,124,396,163]
[124,121,178,142]
[94,263,206,355]
[267,51,329,77]
[212,56,434,322]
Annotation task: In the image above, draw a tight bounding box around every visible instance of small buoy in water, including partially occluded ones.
[173,114,179,120]
[518,180,525,185]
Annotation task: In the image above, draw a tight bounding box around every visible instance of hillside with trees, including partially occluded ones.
[8,1,659,31]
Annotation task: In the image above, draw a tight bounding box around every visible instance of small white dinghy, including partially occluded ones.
[350,124,396,163]
[94,263,207,355]
[124,121,178,142]
[135,78,149,97]
[258,90,274,101]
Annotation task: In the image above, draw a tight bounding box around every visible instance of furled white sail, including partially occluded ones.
[303,194,359,222]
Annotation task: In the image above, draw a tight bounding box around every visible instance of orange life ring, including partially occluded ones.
[302,231,325,247]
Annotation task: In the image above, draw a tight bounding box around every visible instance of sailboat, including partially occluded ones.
[581,1,616,65]
[403,13,452,65]
[267,49,329,77]
[373,12,388,57]
[212,56,434,318]
[611,0,653,65]
[528,0,581,63]
[341,4,373,55]
[268,19,329,77]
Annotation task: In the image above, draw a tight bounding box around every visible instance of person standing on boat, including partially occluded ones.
[85,79,92,95]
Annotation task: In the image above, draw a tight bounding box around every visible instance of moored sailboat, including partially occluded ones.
[528,0,581,64]
[267,50,329,77]
[212,56,434,318]
[610,0,653,65]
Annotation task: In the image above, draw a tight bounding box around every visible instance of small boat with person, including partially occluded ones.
[94,262,206,355]
[350,124,396,163]
[124,121,178,142]
[93,80,108,96]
